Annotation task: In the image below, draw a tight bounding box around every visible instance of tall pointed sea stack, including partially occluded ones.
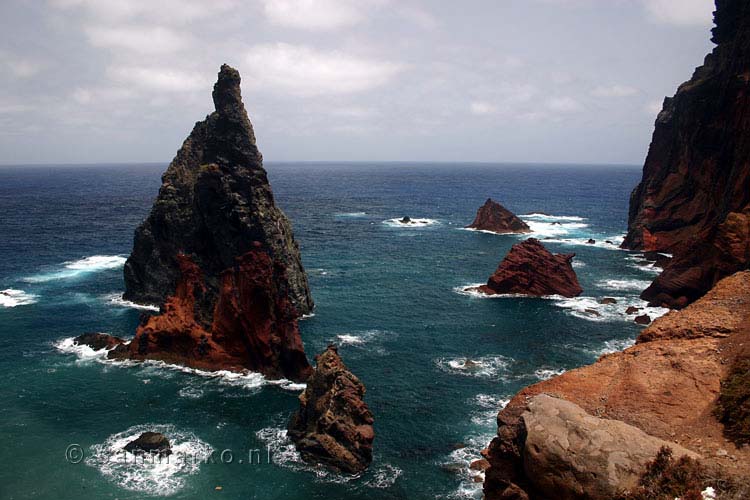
[622,0,750,308]
[113,65,313,381]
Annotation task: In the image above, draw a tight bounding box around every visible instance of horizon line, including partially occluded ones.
[0,160,643,168]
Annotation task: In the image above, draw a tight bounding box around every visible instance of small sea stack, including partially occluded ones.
[124,432,172,457]
[288,345,374,474]
[106,64,313,382]
[472,238,583,297]
[466,198,530,234]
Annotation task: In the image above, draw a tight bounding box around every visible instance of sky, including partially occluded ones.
[0,0,716,165]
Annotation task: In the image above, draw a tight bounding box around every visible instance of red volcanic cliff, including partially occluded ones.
[106,65,313,381]
[467,199,531,234]
[622,0,750,307]
[474,238,582,298]
[111,248,311,381]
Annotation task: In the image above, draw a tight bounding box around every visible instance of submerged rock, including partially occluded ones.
[124,432,172,457]
[600,297,617,305]
[288,345,374,474]
[622,0,750,308]
[110,65,313,382]
[74,332,125,351]
[400,216,412,224]
[473,238,583,298]
[626,306,641,315]
[635,314,652,325]
[466,199,530,234]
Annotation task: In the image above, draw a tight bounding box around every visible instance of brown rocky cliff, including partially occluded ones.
[473,238,582,298]
[467,199,530,234]
[288,345,374,474]
[483,271,750,499]
[622,0,750,307]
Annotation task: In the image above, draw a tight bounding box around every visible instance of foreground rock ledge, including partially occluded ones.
[288,345,374,474]
[471,238,582,298]
[483,270,750,499]
[466,199,530,234]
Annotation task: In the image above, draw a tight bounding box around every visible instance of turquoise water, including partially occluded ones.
[0,163,663,499]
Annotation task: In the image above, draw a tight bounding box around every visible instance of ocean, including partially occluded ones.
[0,162,665,499]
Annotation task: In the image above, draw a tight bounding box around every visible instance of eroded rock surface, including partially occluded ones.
[467,199,530,234]
[288,345,374,473]
[472,238,582,298]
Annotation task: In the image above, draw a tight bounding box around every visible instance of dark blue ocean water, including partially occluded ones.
[0,163,661,499]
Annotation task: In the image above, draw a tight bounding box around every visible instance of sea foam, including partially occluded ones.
[54,336,303,392]
[382,217,439,228]
[86,424,212,496]
[0,289,38,308]
[23,255,126,283]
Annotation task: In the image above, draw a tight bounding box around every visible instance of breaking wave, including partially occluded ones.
[54,336,303,392]
[22,255,126,283]
[0,289,38,308]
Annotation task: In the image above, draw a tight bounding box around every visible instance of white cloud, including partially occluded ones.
[642,0,713,26]
[85,25,189,54]
[0,51,44,78]
[547,96,581,112]
[261,0,365,30]
[470,101,497,115]
[244,43,402,96]
[106,66,206,92]
[52,0,237,24]
[592,84,638,97]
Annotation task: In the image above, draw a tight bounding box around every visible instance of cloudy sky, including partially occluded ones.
[0,0,716,165]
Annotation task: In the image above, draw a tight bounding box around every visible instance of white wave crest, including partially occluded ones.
[335,212,367,218]
[534,367,566,380]
[23,255,126,283]
[552,296,668,323]
[470,394,511,425]
[54,336,303,391]
[522,213,587,221]
[382,218,439,228]
[453,284,561,300]
[105,293,160,312]
[523,220,589,238]
[596,279,653,291]
[86,423,212,496]
[365,464,403,489]
[435,355,514,379]
[0,288,38,307]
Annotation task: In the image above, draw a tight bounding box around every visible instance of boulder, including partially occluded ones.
[124,432,172,457]
[73,332,125,351]
[518,395,698,500]
[466,199,530,234]
[599,297,617,305]
[288,345,374,474]
[625,306,641,315]
[635,314,652,325]
[472,238,583,298]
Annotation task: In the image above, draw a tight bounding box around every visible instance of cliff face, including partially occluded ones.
[483,271,750,499]
[622,0,750,307]
[473,238,582,298]
[467,199,530,234]
[123,64,313,318]
[288,345,374,473]
[112,65,313,381]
